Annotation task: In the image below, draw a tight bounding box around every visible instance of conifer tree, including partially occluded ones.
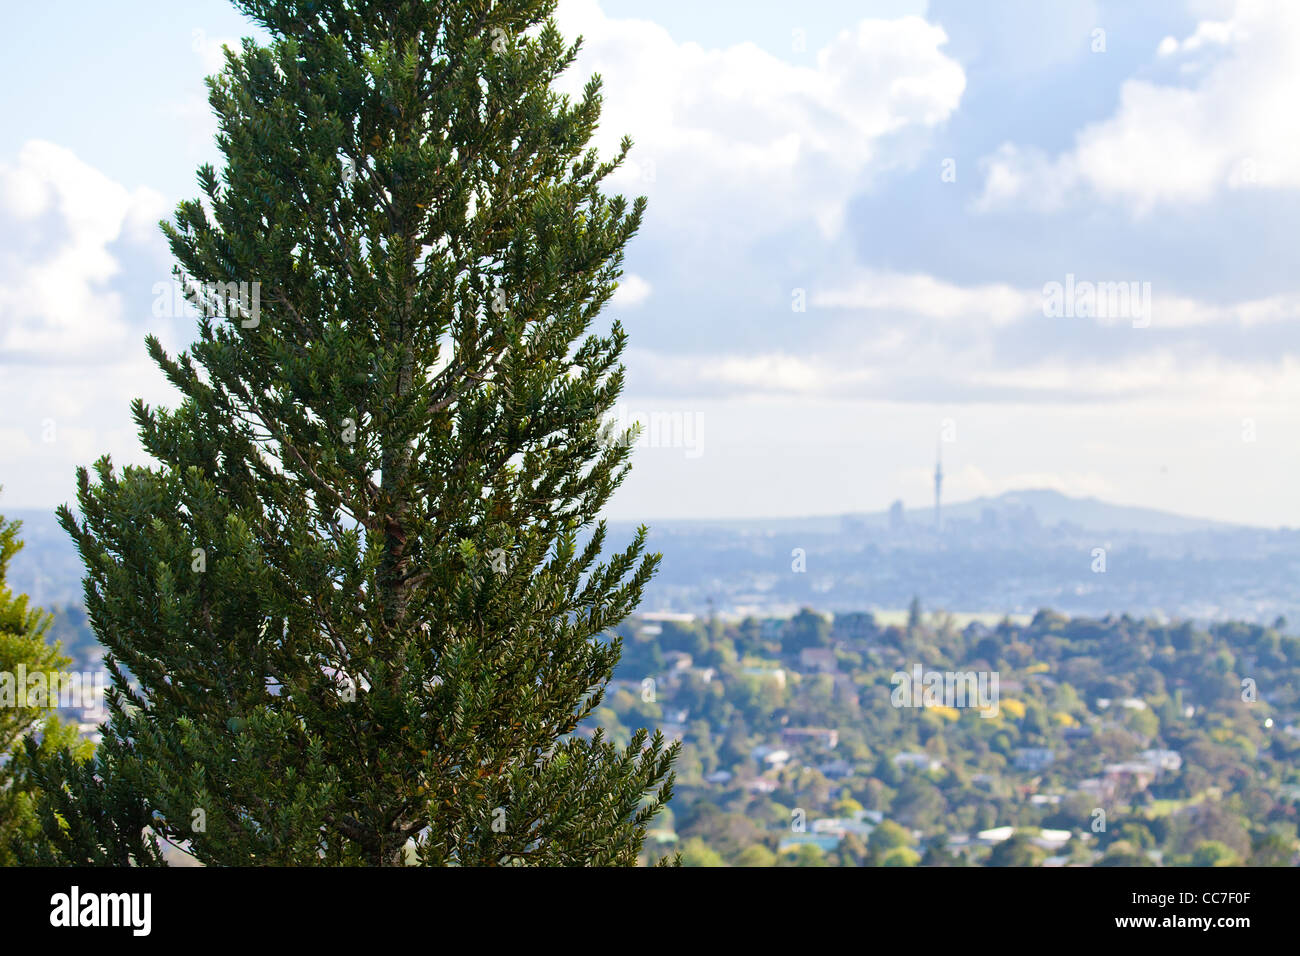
[0,506,91,864]
[28,0,676,866]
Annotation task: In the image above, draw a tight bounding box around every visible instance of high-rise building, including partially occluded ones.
[888,499,906,533]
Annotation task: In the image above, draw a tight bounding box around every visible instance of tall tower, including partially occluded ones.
[934,443,943,532]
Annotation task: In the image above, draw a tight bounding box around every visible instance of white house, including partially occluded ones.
[976,826,1015,844]
[1138,749,1182,772]
[751,745,790,768]
[892,751,941,772]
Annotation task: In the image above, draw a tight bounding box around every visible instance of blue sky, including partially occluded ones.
[2,0,1298,526]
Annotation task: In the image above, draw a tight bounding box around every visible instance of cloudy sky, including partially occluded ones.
[2,0,1298,526]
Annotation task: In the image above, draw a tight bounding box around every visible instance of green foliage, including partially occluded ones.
[1248,830,1294,866]
[26,0,674,866]
[599,605,1300,866]
[781,843,828,867]
[986,833,1044,867]
[733,844,776,867]
[679,837,725,867]
[1095,840,1154,866]
[880,846,921,866]
[783,608,830,654]
[868,819,911,854]
[0,508,93,864]
[1190,840,1239,867]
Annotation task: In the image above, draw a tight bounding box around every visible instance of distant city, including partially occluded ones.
[607,484,1299,630]
[10,480,1299,634]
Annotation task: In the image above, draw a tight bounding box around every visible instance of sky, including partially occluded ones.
[1,0,1298,527]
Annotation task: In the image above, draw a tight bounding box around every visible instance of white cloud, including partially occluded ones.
[966,353,1300,402]
[0,351,174,508]
[971,143,1078,214]
[975,0,1300,213]
[1141,290,1300,329]
[814,268,1300,333]
[629,269,1300,403]
[0,141,168,362]
[611,273,651,308]
[813,270,1039,327]
[1157,18,1245,57]
[190,28,240,75]
[553,0,965,239]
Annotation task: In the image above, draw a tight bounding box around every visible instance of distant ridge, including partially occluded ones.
[620,488,1242,535]
[913,488,1233,535]
[12,489,1244,545]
